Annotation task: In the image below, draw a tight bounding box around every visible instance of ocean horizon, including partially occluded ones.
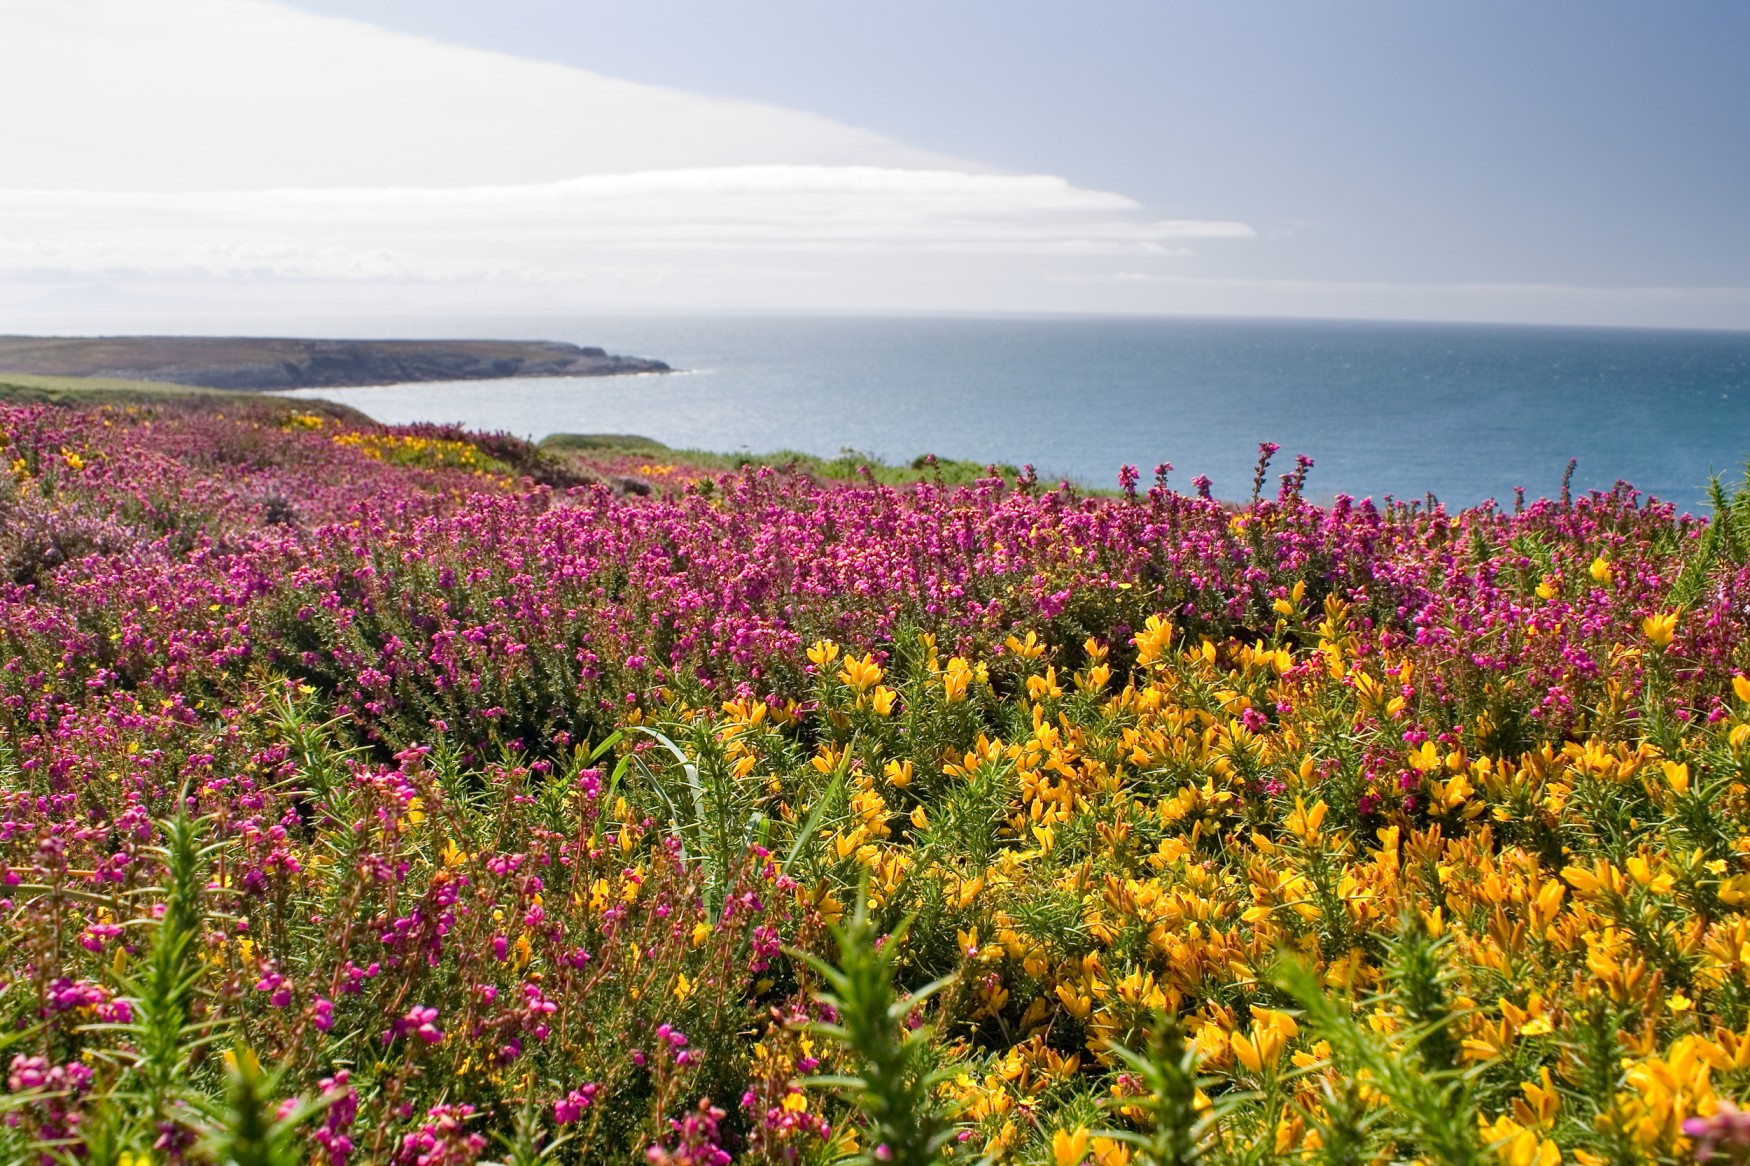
[256,313,1748,511]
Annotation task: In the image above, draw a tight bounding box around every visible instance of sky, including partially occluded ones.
[2,0,1746,327]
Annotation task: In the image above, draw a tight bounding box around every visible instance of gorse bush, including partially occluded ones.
[3,406,1750,1164]
[793,890,960,1166]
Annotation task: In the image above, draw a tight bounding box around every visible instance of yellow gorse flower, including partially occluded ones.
[1641,609,1679,648]
[942,656,975,702]
[1052,1126,1092,1166]
[1229,1007,1299,1075]
[333,431,493,472]
[837,653,884,692]
[1131,615,1174,666]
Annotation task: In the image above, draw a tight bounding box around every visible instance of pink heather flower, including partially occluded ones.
[645,1099,732,1166]
[395,1102,485,1166]
[96,998,133,1024]
[391,1005,444,1045]
[314,1071,359,1166]
[9,1055,49,1091]
[1687,1102,1750,1163]
[553,1084,599,1124]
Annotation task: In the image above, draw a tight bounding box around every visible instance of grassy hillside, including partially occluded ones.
[542,431,1025,487]
[0,371,373,424]
[0,335,669,388]
[3,399,1745,1165]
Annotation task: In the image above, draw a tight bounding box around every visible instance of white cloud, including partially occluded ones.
[0,1,1253,305]
[0,0,966,191]
[0,168,1253,281]
[0,1,1740,327]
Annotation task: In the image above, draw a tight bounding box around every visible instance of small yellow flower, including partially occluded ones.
[1026,666,1063,701]
[1052,1126,1092,1166]
[1091,1137,1132,1166]
[1032,823,1056,854]
[1641,610,1679,648]
[942,656,975,702]
[1131,615,1174,666]
[1718,874,1750,905]
[1231,1008,1299,1075]
[838,653,884,692]
[1589,556,1612,584]
[1231,1029,1265,1073]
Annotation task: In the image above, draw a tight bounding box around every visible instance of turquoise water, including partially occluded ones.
[274,315,1750,510]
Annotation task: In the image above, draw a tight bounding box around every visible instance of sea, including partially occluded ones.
[255,314,1743,511]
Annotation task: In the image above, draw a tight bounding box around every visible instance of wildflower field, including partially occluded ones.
[5,397,1750,1166]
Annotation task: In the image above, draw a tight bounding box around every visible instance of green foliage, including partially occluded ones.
[635,724,767,921]
[1384,914,1461,1074]
[109,807,230,1141]
[553,437,1029,489]
[1098,1016,1228,1166]
[793,892,961,1166]
[1671,462,1750,610]
[1274,949,1481,1166]
[539,433,673,454]
[488,1096,577,1166]
[198,1047,327,1166]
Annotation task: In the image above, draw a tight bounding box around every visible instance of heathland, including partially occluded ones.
[0,388,1747,1166]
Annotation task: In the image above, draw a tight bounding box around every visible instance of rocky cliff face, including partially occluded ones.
[0,337,671,389]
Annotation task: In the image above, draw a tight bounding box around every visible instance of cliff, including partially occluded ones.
[0,336,671,390]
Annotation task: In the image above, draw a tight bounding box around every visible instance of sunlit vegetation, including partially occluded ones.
[2,403,1749,1165]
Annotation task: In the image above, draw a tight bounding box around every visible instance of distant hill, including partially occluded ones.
[0,336,671,390]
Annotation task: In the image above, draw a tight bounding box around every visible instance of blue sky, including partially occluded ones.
[275,0,1749,290]
[2,0,1746,326]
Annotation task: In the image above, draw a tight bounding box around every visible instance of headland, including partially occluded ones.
[0,335,671,390]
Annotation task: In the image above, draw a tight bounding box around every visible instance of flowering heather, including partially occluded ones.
[2,402,1750,1164]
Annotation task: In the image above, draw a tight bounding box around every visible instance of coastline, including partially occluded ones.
[0,335,672,391]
